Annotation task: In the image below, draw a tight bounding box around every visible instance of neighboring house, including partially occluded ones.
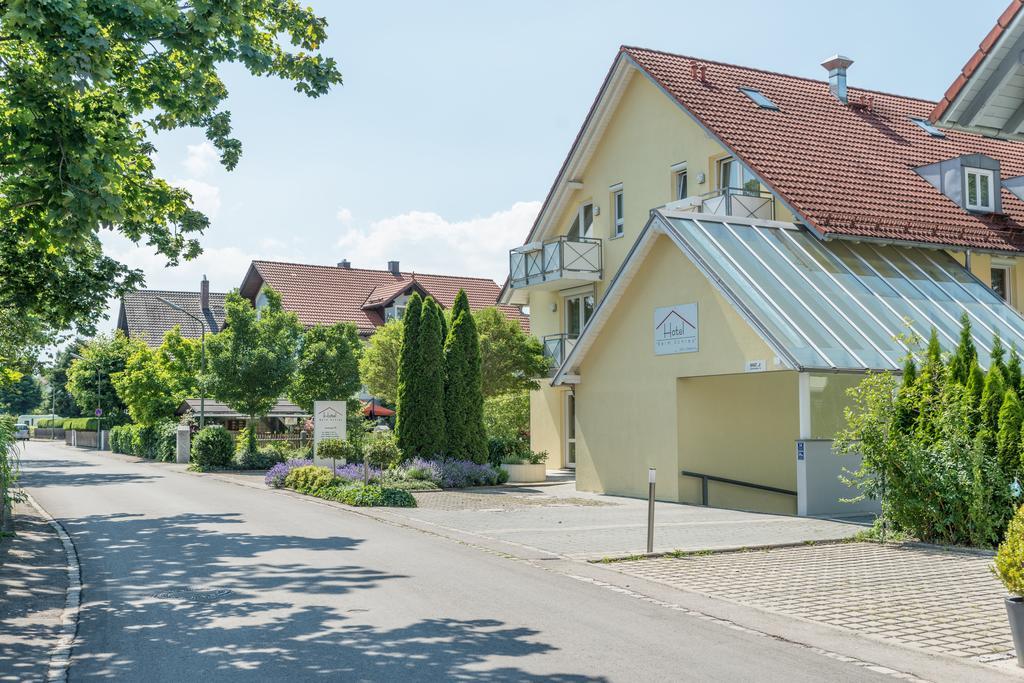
[117,276,226,346]
[238,259,528,336]
[500,45,1024,515]
[175,398,307,435]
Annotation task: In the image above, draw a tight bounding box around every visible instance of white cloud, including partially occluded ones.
[171,178,222,219]
[336,201,540,282]
[336,207,353,225]
[182,141,219,177]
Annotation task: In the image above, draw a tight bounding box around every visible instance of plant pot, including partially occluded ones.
[1006,596,1024,667]
[501,463,547,484]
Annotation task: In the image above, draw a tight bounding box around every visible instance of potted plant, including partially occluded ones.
[500,450,548,484]
[995,503,1024,667]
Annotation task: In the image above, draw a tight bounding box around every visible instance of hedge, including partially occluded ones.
[109,421,177,461]
[63,417,99,431]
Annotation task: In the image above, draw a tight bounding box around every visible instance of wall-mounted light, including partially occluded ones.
[593,205,600,216]
[550,302,557,313]
[697,172,706,184]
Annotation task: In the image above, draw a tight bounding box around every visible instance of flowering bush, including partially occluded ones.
[335,462,382,481]
[265,458,312,488]
[438,459,508,488]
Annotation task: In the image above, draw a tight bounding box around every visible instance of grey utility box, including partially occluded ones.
[796,439,880,518]
[176,426,191,464]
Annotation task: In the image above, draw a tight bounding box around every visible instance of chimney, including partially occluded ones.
[337,259,351,269]
[200,275,210,311]
[387,260,400,275]
[821,55,854,104]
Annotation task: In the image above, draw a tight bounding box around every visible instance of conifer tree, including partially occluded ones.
[915,329,945,443]
[992,334,1007,379]
[1007,346,1022,394]
[443,290,487,462]
[415,297,447,458]
[894,354,919,434]
[980,365,1006,434]
[997,389,1022,478]
[965,360,986,435]
[395,293,424,457]
[949,313,977,385]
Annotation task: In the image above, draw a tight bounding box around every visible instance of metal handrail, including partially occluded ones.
[681,470,796,507]
[509,235,602,289]
[698,186,775,220]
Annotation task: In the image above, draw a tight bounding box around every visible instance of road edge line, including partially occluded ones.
[22,490,81,683]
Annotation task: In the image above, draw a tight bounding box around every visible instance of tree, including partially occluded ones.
[395,294,424,457]
[0,2,342,360]
[980,365,1006,435]
[359,320,403,405]
[948,313,977,385]
[43,341,85,417]
[205,289,301,431]
[112,345,176,426]
[0,374,42,415]
[474,307,549,398]
[416,298,447,458]
[444,291,487,462]
[992,334,1008,379]
[1008,346,1023,394]
[67,333,137,422]
[289,323,361,413]
[158,328,202,400]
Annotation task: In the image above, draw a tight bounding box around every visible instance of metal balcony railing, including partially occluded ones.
[542,332,577,370]
[699,187,776,220]
[509,236,602,290]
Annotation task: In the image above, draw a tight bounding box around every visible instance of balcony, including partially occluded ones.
[673,187,775,220]
[509,236,602,293]
[541,332,576,372]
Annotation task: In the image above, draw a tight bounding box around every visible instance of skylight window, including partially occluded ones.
[738,87,779,110]
[910,117,946,138]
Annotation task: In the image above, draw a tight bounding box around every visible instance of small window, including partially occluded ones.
[992,265,1011,303]
[738,87,779,110]
[567,202,595,239]
[612,189,624,237]
[910,117,945,138]
[674,170,688,200]
[965,167,995,212]
[718,157,759,195]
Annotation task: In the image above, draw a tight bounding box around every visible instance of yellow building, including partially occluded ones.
[500,47,1024,515]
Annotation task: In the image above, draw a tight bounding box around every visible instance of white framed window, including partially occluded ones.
[992,264,1012,303]
[567,202,594,239]
[385,305,406,322]
[610,184,624,238]
[564,291,595,339]
[671,161,688,201]
[718,157,759,195]
[965,167,995,212]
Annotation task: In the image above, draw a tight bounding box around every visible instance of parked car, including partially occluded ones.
[14,423,29,440]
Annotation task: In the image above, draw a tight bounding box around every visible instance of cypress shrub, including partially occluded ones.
[413,297,446,458]
[444,290,487,463]
[395,293,423,458]
[948,312,976,385]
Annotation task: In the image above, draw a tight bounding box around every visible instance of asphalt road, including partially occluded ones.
[15,441,904,682]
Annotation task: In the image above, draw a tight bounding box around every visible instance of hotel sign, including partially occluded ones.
[654,304,698,355]
[313,400,347,466]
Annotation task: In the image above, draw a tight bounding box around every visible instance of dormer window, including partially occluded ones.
[965,167,994,212]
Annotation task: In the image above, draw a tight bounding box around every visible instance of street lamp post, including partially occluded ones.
[156,297,206,429]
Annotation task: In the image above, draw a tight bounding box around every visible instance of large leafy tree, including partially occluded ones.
[0,373,42,415]
[289,323,361,413]
[43,341,86,417]
[205,289,301,428]
[66,332,137,422]
[0,1,342,363]
[474,307,548,398]
[111,327,201,425]
[444,291,486,462]
[359,320,402,404]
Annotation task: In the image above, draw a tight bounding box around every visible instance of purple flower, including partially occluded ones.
[265,458,312,488]
[334,462,382,482]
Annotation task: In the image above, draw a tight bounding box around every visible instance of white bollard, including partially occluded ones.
[176,426,191,464]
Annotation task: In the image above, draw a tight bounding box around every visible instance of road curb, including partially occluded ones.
[22,490,81,683]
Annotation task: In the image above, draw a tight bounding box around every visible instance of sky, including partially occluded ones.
[100,0,1009,329]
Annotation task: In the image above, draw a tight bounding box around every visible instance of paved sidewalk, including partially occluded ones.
[0,501,68,681]
[607,542,1014,664]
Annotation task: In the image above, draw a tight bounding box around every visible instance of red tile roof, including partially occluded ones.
[930,0,1024,122]
[239,261,528,335]
[623,46,1024,252]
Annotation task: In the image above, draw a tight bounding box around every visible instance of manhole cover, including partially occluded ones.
[152,588,233,602]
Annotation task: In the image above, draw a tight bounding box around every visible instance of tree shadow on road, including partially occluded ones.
[18,456,160,488]
[58,511,600,681]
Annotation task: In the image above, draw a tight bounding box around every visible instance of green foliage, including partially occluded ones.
[980,366,1006,434]
[316,438,360,462]
[233,447,285,471]
[473,307,549,398]
[997,390,1023,478]
[234,426,259,457]
[284,465,339,496]
[443,291,487,463]
[67,333,136,422]
[318,482,417,508]
[114,327,203,427]
[0,374,42,415]
[359,320,403,404]
[415,298,447,458]
[62,417,99,431]
[996,505,1024,595]
[205,289,302,425]
[483,391,530,442]
[948,313,977,385]
[190,426,234,470]
[289,323,361,413]
[109,421,178,461]
[395,293,423,455]
[0,416,25,524]
[1008,347,1022,393]
[42,341,85,418]
[363,432,402,468]
[0,1,342,361]
[487,436,531,468]
[992,334,1007,378]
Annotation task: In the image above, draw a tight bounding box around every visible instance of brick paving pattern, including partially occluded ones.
[611,542,1012,661]
[411,489,613,512]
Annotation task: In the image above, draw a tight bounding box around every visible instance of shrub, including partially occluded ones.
[37,417,66,429]
[487,436,530,467]
[379,477,438,491]
[500,449,547,466]
[234,425,258,456]
[319,482,416,507]
[363,432,402,468]
[63,417,98,431]
[283,465,341,495]
[438,459,507,488]
[996,504,1024,595]
[233,446,285,471]
[483,391,530,442]
[265,458,312,488]
[403,457,443,484]
[191,426,234,469]
[110,425,134,454]
[335,461,381,482]
[317,438,360,462]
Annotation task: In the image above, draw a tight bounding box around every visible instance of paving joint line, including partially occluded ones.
[21,489,81,683]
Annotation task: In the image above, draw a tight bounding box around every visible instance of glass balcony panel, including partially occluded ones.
[509,236,602,291]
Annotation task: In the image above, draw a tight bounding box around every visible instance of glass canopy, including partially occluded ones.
[662,214,1024,372]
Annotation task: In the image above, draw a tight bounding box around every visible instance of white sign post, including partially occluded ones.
[654,303,698,355]
[313,400,347,469]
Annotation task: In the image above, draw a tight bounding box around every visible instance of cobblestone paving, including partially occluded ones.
[610,542,1012,662]
[411,489,613,512]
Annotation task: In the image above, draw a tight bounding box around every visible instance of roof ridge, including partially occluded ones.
[126,289,228,296]
[620,45,940,106]
[252,259,502,283]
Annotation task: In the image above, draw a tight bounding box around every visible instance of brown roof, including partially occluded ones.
[117,289,226,347]
[930,0,1024,123]
[623,46,1024,252]
[239,261,529,334]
